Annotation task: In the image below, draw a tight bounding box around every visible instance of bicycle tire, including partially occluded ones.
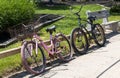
[71,27,89,54]
[92,23,106,47]
[21,41,46,74]
[54,33,72,62]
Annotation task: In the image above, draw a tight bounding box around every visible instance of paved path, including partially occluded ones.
[8,31,120,78]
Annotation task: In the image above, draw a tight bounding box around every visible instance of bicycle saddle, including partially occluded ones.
[88,16,96,22]
[46,25,56,34]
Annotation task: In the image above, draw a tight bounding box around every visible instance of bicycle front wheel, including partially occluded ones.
[21,41,46,74]
[54,33,72,62]
[71,27,88,54]
[92,24,106,47]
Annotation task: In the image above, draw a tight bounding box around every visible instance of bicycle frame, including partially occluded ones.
[74,8,97,45]
[32,33,61,55]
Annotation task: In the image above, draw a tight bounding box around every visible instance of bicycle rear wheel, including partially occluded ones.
[54,33,72,62]
[71,27,88,54]
[21,41,45,74]
[92,24,106,47]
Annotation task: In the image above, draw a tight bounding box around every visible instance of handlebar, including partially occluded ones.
[21,14,50,32]
[22,24,34,33]
[70,5,83,16]
[17,14,49,40]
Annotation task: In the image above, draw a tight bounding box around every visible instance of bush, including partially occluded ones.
[0,0,35,31]
[110,5,120,14]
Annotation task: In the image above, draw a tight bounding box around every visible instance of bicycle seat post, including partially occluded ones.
[50,32,53,41]
[46,25,56,40]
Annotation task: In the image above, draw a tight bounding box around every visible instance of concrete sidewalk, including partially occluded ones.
[8,32,120,78]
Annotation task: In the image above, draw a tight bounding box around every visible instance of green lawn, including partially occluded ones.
[0,4,120,76]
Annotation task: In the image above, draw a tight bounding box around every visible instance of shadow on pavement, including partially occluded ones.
[8,58,73,78]
[8,71,30,78]
[31,57,75,78]
[105,31,120,39]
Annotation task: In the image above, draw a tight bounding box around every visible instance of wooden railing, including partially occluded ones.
[0,47,21,59]
[0,40,50,59]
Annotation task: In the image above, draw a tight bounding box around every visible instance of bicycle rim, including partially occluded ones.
[92,24,106,47]
[55,33,72,62]
[21,41,45,74]
[71,27,88,54]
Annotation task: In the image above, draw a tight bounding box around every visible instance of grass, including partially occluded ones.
[0,4,120,76]
[0,54,21,76]
[36,4,104,38]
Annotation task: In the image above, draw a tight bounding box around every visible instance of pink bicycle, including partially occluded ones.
[20,24,72,74]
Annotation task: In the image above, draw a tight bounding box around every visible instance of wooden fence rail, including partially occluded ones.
[0,47,21,59]
[0,40,50,59]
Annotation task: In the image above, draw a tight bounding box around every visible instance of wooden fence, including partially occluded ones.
[0,40,50,59]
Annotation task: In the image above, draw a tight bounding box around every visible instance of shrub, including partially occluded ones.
[110,5,120,14]
[0,0,35,31]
